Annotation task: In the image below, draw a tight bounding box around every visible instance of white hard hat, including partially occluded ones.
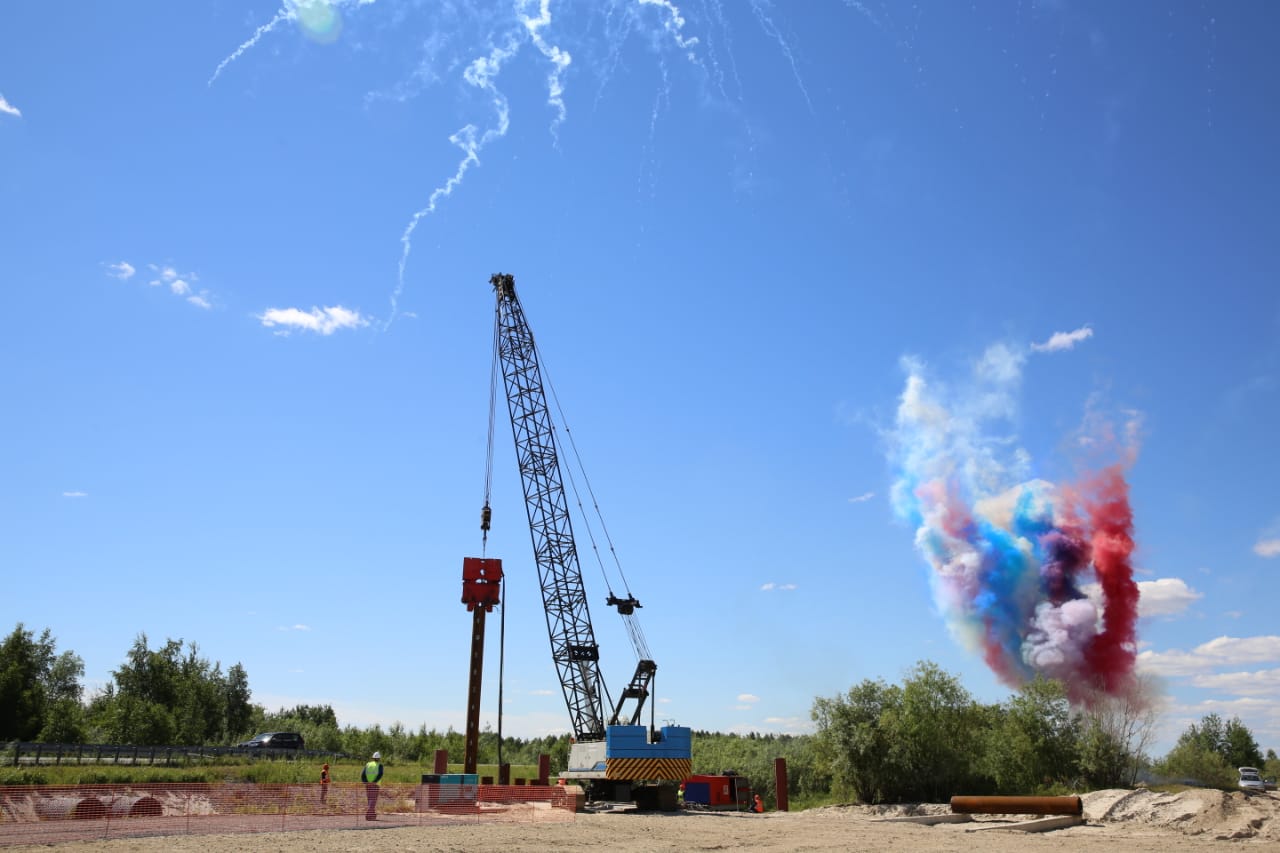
[372,751,382,759]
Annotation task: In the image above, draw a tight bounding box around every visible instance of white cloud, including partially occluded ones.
[1137,635,1280,677]
[277,624,311,631]
[1188,668,1280,697]
[1031,325,1093,353]
[1254,538,1280,558]
[761,716,813,734]
[109,261,212,309]
[148,264,196,289]
[104,261,136,280]
[529,689,554,696]
[737,693,760,704]
[760,582,797,591]
[258,305,370,336]
[1136,577,1202,617]
[62,491,88,498]
[848,492,875,503]
[0,93,20,117]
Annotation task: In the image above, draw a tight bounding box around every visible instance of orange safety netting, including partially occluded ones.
[0,782,574,846]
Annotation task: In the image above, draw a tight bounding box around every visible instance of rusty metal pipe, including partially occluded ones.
[950,795,1082,816]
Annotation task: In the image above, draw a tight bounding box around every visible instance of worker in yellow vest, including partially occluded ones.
[362,752,384,820]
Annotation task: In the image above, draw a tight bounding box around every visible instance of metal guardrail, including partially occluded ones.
[3,742,345,767]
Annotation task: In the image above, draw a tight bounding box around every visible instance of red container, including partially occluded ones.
[684,774,751,809]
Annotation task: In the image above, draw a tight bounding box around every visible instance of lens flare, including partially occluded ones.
[294,0,342,44]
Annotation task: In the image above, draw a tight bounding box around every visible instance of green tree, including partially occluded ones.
[88,634,251,745]
[39,649,87,742]
[1076,675,1160,788]
[224,664,253,739]
[0,624,86,742]
[812,676,903,803]
[0,624,50,740]
[259,704,343,752]
[1182,713,1228,755]
[1156,740,1235,788]
[889,661,990,801]
[984,677,1081,793]
[813,661,992,803]
[1222,718,1263,769]
[1155,713,1262,788]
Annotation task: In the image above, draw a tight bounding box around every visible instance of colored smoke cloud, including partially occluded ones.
[889,345,1140,701]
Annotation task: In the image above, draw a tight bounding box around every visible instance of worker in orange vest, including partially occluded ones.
[320,763,330,805]
[751,793,764,813]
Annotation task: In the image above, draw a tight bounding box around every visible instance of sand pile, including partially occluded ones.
[1084,787,1279,841]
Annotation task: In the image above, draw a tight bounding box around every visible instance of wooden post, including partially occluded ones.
[774,758,789,812]
[433,748,449,775]
[537,753,550,786]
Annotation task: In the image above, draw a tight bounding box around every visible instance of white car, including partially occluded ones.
[1238,767,1266,792]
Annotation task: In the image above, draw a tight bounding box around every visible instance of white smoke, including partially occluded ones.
[1023,597,1099,680]
[389,32,520,328]
[747,0,812,111]
[520,0,572,140]
[208,0,380,86]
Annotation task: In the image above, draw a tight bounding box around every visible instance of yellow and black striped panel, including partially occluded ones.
[605,758,692,781]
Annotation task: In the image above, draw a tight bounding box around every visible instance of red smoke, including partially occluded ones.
[1081,465,1140,693]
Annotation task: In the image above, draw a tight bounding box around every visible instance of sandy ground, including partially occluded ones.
[4,788,1279,851]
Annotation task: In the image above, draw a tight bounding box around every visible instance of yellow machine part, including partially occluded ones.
[605,758,692,781]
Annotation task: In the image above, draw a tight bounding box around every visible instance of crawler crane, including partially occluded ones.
[486,272,691,809]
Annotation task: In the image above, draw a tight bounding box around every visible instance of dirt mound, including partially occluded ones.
[1084,787,1280,841]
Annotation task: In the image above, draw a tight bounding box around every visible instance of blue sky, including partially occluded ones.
[2,1,1277,757]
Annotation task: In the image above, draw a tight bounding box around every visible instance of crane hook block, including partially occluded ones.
[462,556,503,612]
[480,503,492,532]
[606,594,642,615]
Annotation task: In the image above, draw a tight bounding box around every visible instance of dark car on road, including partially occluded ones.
[237,732,305,750]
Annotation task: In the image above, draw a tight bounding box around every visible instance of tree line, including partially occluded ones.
[0,624,253,746]
[808,660,1274,803]
[0,623,570,766]
[2,624,1275,802]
